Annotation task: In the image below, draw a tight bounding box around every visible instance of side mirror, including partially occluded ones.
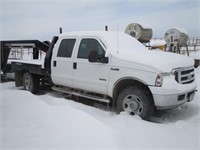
[88,50,108,63]
[88,50,98,63]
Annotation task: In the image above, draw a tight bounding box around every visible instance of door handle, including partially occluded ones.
[73,62,77,69]
[53,61,57,67]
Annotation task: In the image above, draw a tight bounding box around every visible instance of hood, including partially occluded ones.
[99,32,194,72]
[111,50,194,72]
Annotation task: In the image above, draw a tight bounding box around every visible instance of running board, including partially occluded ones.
[52,86,110,103]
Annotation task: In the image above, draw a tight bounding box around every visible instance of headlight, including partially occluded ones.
[155,73,174,87]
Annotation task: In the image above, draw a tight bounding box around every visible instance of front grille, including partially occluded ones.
[173,66,195,84]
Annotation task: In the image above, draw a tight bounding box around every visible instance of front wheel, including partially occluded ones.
[116,86,154,120]
[23,72,39,94]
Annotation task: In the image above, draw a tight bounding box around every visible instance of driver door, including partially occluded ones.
[72,37,110,95]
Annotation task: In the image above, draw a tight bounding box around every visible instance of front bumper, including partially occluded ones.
[149,76,197,110]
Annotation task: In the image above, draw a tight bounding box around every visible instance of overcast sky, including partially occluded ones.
[0,0,199,40]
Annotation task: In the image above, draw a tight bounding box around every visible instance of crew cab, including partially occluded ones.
[8,31,197,120]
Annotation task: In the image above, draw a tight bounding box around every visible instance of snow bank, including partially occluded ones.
[1,68,200,150]
[1,86,116,149]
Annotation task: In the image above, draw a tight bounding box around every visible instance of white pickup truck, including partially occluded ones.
[9,31,196,120]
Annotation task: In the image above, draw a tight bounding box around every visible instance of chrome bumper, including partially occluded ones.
[152,90,196,110]
[149,74,197,110]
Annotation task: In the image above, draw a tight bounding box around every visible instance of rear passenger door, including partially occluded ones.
[51,38,76,87]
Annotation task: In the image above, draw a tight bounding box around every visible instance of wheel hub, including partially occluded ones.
[130,101,138,111]
[123,94,143,116]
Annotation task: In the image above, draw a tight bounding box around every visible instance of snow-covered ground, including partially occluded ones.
[189,50,200,60]
[0,67,200,150]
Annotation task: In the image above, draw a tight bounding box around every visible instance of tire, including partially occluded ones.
[116,86,154,120]
[23,72,39,94]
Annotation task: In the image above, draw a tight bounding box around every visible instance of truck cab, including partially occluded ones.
[51,34,109,95]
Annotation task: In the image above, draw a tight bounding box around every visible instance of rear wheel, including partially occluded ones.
[23,72,39,94]
[117,86,154,120]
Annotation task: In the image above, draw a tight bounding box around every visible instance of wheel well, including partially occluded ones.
[14,70,29,87]
[112,79,154,108]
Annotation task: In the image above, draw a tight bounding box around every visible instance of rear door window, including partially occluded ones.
[57,39,76,58]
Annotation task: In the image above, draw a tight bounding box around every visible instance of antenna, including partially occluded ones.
[59,27,62,34]
[105,25,108,31]
[117,23,119,54]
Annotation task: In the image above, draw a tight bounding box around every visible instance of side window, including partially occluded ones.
[57,39,76,58]
[77,39,105,59]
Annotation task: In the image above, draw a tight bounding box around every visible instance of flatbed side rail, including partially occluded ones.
[12,61,48,76]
